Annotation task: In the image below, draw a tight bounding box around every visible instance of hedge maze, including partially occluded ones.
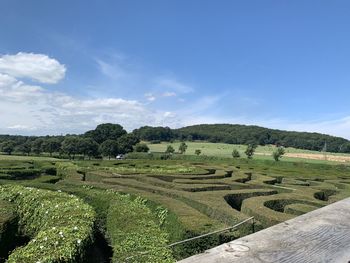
[0,158,349,261]
[80,161,350,245]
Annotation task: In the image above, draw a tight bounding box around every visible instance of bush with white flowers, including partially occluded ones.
[0,185,96,263]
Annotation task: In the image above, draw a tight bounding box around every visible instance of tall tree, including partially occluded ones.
[85,123,127,144]
[1,141,15,155]
[42,138,61,156]
[99,140,119,159]
[272,146,285,161]
[178,142,188,154]
[117,134,140,154]
[61,136,80,159]
[165,145,175,154]
[77,138,99,159]
[16,141,32,155]
[245,144,257,159]
[31,138,44,155]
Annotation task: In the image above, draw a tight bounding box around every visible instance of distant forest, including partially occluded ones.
[133,124,350,153]
[1,123,350,156]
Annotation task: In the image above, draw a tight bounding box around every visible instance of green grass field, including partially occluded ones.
[147,141,350,164]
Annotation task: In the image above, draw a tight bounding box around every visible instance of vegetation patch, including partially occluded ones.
[0,185,96,263]
[0,200,19,261]
[106,192,174,262]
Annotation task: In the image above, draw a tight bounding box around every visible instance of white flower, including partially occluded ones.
[45,210,48,214]
[40,245,44,249]
[52,227,56,230]
[77,239,81,244]
[55,204,59,208]
[44,237,48,241]
[57,190,62,192]
[73,226,78,231]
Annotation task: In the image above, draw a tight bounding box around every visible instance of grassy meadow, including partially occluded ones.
[147,141,350,164]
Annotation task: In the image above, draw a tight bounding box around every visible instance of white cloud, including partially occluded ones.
[0,75,179,134]
[96,59,128,80]
[162,91,177,97]
[145,93,156,102]
[155,77,194,93]
[0,52,66,84]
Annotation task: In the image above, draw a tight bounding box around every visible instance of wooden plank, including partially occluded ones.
[178,197,350,263]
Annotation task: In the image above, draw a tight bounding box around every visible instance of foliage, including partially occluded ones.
[77,138,99,159]
[84,123,127,144]
[41,138,61,156]
[232,149,240,158]
[99,139,119,159]
[0,185,96,263]
[245,144,256,159]
[273,146,285,161]
[61,136,81,158]
[133,126,174,142]
[106,192,175,263]
[117,133,140,154]
[178,142,188,154]
[194,149,201,156]
[134,143,150,152]
[1,141,15,155]
[166,145,175,154]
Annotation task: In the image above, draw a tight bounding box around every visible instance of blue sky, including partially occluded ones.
[1,1,350,138]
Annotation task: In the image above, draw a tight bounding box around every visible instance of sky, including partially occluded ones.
[1,0,350,139]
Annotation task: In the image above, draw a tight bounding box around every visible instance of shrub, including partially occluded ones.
[134,143,150,153]
[0,185,96,263]
[232,149,240,158]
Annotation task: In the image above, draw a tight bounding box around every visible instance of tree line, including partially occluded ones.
[0,123,141,159]
[2,123,350,158]
[132,124,350,153]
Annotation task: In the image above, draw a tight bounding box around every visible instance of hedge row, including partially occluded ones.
[0,169,41,179]
[105,191,175,263]
[56,162,84,181]
[0,185,96,263]
[241,194,323,227]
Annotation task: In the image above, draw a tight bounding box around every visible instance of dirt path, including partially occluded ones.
[285,153,350,163]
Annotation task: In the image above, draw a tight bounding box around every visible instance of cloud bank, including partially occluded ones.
[0,52,66,84]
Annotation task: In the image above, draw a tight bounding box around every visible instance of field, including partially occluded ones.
[147,141,350,164]
[0,154,349,262]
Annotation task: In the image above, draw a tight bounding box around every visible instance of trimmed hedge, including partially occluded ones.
[284,203,321,216]
[0,185,96,263]
[0,169,41,179]
[106,191,175,263]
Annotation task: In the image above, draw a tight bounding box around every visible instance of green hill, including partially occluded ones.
[133,124,350,153]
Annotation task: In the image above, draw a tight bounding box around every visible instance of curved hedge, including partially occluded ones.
[0,185,96,263]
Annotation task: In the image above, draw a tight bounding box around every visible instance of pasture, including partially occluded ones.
[147,141,350,164]
[0,155,349,262]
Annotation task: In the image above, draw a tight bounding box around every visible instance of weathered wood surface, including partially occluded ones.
[178,198,350,263]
